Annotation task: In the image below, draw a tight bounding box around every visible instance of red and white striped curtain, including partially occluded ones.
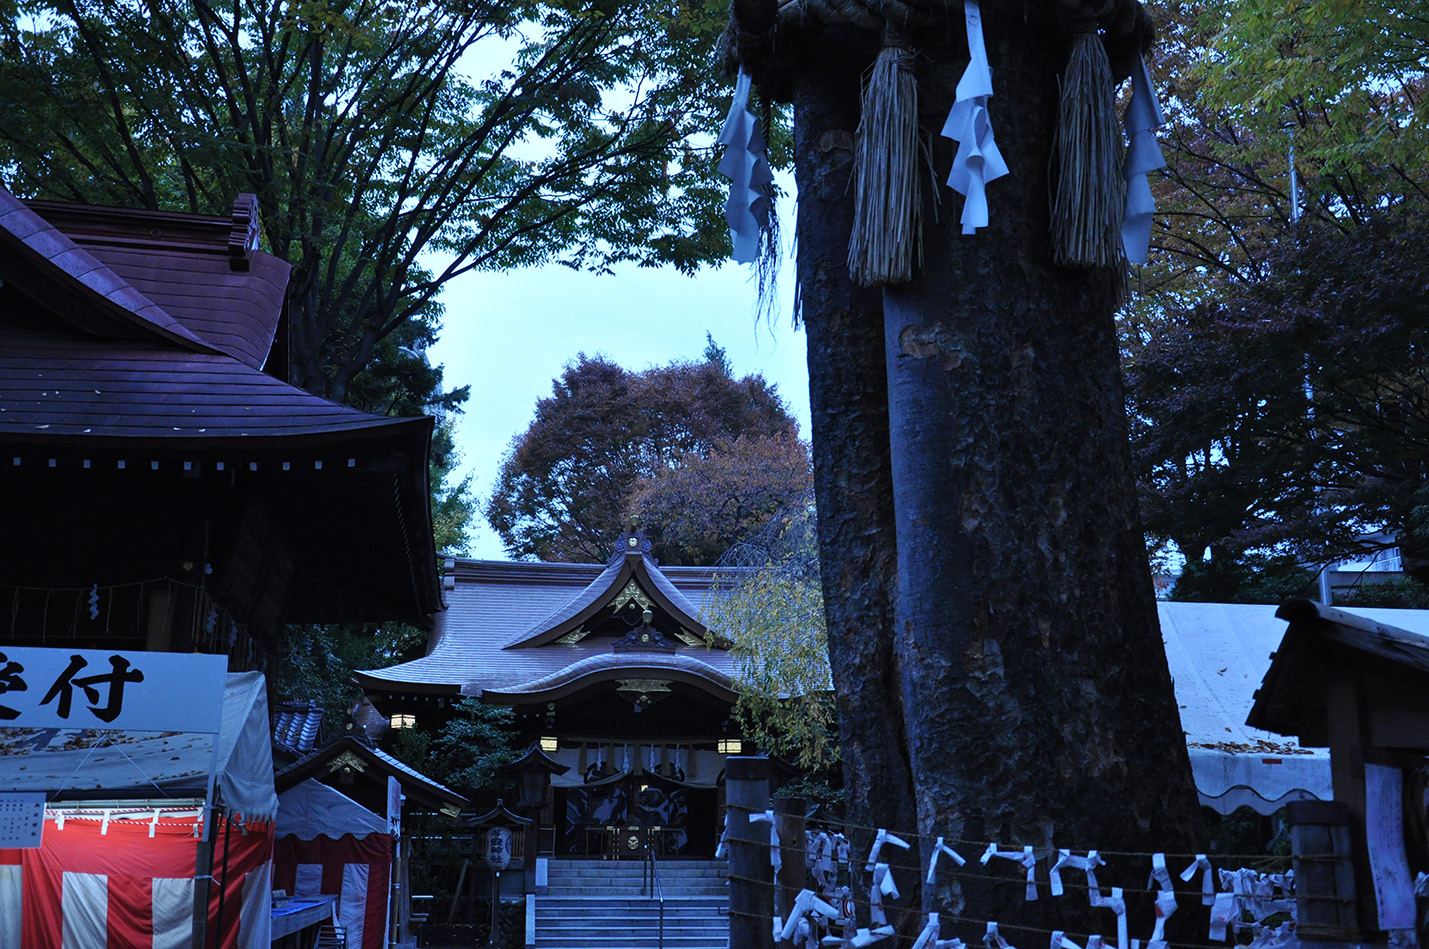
[0,813,272,949]
[272,834,390,949]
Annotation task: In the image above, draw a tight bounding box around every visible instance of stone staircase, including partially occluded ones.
[535,858,727,949]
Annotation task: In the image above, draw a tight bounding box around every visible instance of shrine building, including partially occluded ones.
[355,525,746,859]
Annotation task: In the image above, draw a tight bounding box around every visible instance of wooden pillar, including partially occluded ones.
[1325,669,1379,931]
[728,757,774,949]
[774,797,807,947]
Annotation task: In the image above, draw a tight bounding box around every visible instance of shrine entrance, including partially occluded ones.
[554,771,719,859]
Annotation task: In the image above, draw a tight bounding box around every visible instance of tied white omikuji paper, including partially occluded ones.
[717,68,774,264]
[1121,55,1166,264]
[941,0,1009,234]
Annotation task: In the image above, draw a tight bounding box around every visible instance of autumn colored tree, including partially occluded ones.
[485,348,801,563]
[1130,204,1429,583]
[625,431,811,565]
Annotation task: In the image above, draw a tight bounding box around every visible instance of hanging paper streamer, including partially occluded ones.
[1052,930,1085,949]
[985,921,1016,949]
[870,863,900,927]
[1100,886,1129,949]
[1149,890,1178,943]
[941,0,1008,234]
[717,68,774,264]
[1209,892,1237,941]
[928,836,967,884]
[982,842,1039,900]
[1180,854,1215,906]
[750,809,782,872]
[866,828,912,873]
[1121,55,1166,265]
[781,889,840,943]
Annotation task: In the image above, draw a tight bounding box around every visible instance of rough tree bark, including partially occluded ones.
[729,0,1202,937]
[877,4,1202,926]
[791,22,923,917]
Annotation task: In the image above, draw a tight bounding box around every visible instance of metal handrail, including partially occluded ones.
[645,833,665,949]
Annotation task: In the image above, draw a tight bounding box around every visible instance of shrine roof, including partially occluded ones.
[275,735,468,814]
[21,196,290,370]
[0,186,442,624]
[354,555,739,700]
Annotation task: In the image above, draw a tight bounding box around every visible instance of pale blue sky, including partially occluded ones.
[428,251,811,560]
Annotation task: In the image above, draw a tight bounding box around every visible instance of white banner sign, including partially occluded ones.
[0,647,226,733]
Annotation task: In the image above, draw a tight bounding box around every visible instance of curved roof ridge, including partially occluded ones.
[501,555,628,648]
[478,652,737,703]
[0,187,216,352]
[501,545,716,650]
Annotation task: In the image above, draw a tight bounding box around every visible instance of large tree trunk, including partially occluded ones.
[880,5,1201,924]
[792,23,923,922]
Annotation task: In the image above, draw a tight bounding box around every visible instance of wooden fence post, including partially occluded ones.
[774,797,807,947]
[728,756,774,949]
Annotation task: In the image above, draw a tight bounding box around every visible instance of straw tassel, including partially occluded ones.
[848,33,922,287]
[1051,23,1125,268]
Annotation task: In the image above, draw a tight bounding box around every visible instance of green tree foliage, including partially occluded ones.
[1134,0,1429,311]
[486,348,801,563]
[0,0,732,403]
[1129,205,1429,582]
[625,431,811,566]
[1169,554,1315,604]
[1337,577,1429,609]
[432,698,521,795]
[705,502,837,773]
[271,622,426,732]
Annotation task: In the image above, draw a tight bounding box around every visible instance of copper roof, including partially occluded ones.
[275,735,469,813]
[354,554,738,701]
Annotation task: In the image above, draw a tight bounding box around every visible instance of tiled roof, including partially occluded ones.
[354,557,738,698]
[273,703,324,753]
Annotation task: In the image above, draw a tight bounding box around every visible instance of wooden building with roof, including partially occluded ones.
[356,526,743,859]
[0,186,442,668]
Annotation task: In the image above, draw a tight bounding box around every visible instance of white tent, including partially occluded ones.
[0,670,277,821]
[1159,600,1429,815]
[277,778,388,840]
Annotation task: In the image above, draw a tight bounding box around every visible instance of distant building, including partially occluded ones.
[357,526,742,858]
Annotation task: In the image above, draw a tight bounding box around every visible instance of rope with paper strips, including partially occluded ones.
[722,0,1159,283]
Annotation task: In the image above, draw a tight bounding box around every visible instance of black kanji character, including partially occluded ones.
[40,654,144,724]
[0,651,26,721]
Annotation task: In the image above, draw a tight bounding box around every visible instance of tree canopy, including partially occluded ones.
[0,0,732,404]
[1130,204,1429,582]
[485,347,805,564]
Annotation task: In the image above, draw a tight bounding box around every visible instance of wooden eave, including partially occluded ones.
[274,736,468,813]
[1249,598,1429,746]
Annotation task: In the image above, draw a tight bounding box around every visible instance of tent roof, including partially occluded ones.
[277,778,388,840]
[0,671,278,822]
[1160,600,1429,815]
